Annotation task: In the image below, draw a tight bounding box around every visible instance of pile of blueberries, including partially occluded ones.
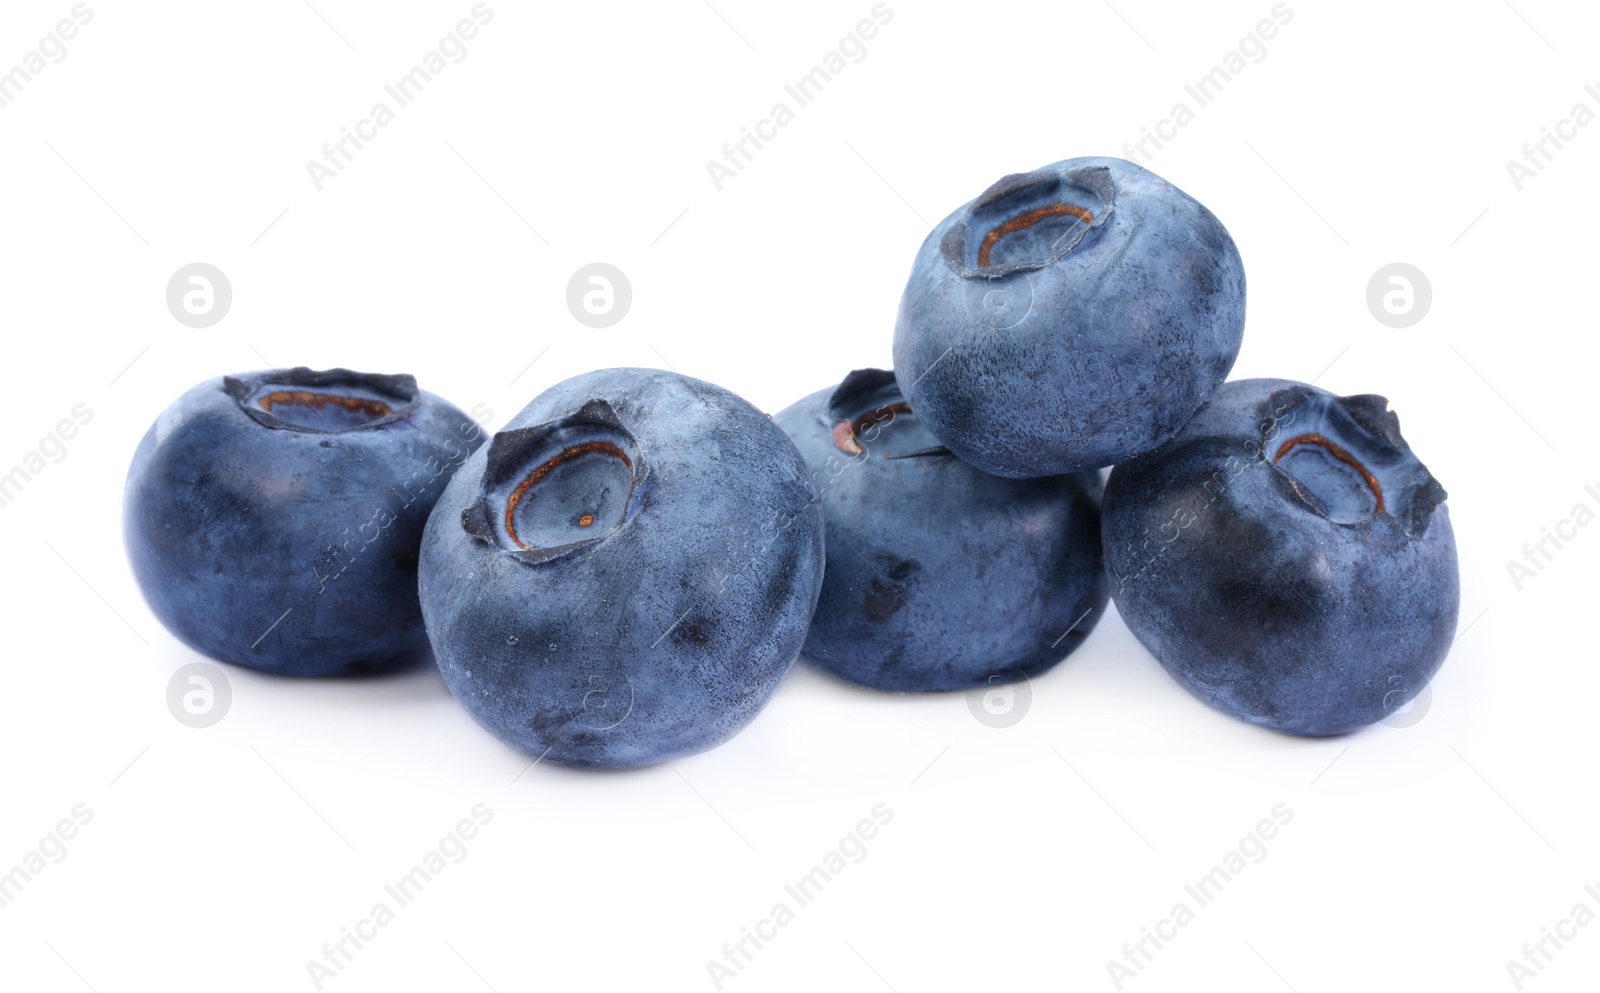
[124,156,1460,769]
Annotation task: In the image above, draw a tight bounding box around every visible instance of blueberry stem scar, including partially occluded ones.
[503,441,632,550]
[977,203,1094,268]
[256,390,392,418]
[832,402,910,456]
[1273,432,1385,513]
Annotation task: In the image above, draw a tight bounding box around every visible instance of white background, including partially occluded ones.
[1,1,1595,990]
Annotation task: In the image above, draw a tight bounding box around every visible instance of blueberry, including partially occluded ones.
[774,369,1108,692]
[1101,378,1459,735]
[893,156,1246,476]
[123,368,484,676]
[418,368,825,769]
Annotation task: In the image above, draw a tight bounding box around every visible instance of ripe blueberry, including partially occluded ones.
[775,369,1108,692]
[894,156,1246,476]
[123,368,483,676]
[419,368,825,769]
[1102,378,1459,735]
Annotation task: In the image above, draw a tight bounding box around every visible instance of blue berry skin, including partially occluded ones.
[774,369,1108,692]
[418,368,825,770]
[893,156,1246,477]
[1102,378,1460,736]
[123,368,485,677]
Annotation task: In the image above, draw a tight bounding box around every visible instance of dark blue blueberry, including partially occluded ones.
[418,368,825,769]
[1101,378,1459,735]
[123,368,484,676]
[893,156,1246,476]
[774,369,1108,692]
